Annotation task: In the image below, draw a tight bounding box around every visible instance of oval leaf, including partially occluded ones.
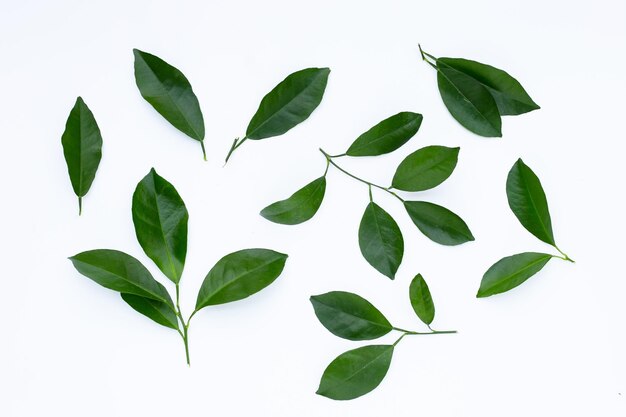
[310,291,392,341]
[346,112,423,156]
[317,345,394,400]
[391,146,459,192]
[61,97,103,214]
[246,67,330,139]
[506,159,555,246]
[409,274,435,325]
[404,201,474,246]
[121,293,179,330]
[195,249,288,310]
[260,177,326,225]
[358,202,404,279]
[132,168,189,283]
[477,252,552,298]
[69,249,174,307]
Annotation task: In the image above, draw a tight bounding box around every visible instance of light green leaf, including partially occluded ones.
[477,252,553,297]
[346,112,422,156]
[391,146,459,192]
[260,177,326,225]
[409,274,435,325]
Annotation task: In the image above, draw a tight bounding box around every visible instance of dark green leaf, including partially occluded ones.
[506,159,555,246]
[260,177,326,225]
[391,146,459,192]
[358,202,404,279]
[69,249,174,307]
[246,67,330,139]
[195,249,288,310]
[121,293,179,330]
[132,168,188,283]
[346,112,423,156]
[317,345,394,400]
[436,63,502,137]
[310,291,392,340]
[438,57,540,116]
[61,97,103,214]
[477,252,552,297]
[404,201,474,245]
[409,274,435,325]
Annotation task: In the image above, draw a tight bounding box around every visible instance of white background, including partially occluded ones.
[1,0,624,415]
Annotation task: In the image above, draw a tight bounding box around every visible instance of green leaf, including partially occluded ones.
[391,146,459,192]
[506,159,555,246]
[61,97,103,214]
[246,67,330,139]
[121,293,179,330]
[358,202,404,279]
[436,63,502,137]
[438,57,540,116]
[317,345,394,400]
[195,249,288,310]
[404,201,474,246]
[346,112,423,156]
[132,168,189,283]
[409,274,435,325]
[260,177,326,225]
[477,252,553,297]
[310,291,392,341]
[69,249,174,308]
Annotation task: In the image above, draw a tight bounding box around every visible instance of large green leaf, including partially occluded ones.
[506,159,555,246]
[246,67,330,139]
[132,168,188,283]
[195,249,288,310]
[391,146,459,192]
[61,97,103,214]
[477,252,552,297]
[69,249,174,307]
[346,112,423,156]
[121,293,179,330]
[317,345,394,400]
[260,177,326,225]
[409,274,435,325]
[404,201,474,245]
[358,202,404,279]
[310,291,392,340]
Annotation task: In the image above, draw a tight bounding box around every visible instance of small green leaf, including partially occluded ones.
[506,159,555,246]
[195,249,288,310]
[121,293,179,330]
[310,291,392,340]
[477,252,553,297]
[317,345,394,400]
[61,97,103,214]
[69,249,174,308]
[358,202,404,279]
[260,177,326,225]
[404,201,474,246]
[391,146,459,192]
[132,168,188,283]
[409,274,435,325]
[346,112,423,157]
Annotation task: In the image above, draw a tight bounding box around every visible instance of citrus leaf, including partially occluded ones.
[121,293,179,330]
[346,112,422,156]
[358,202,404,279]
[391,146,459,192]
[409,274,435,325]
[404,201,474,245]
[260,177,326,225]
[477,252,552,297]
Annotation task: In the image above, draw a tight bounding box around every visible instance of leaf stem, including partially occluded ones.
[224,136,248,164]
[200,140,207,161]
[78,196,82,216]
[553,247,575,263]
[393,329,457,346]
[418,44,438,70]
[175,284,191,365]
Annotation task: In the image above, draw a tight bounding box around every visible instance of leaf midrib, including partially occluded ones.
[149,174,179,281]
[518,166,554,245]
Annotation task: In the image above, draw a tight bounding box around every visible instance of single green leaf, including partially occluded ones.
[121,293,179,330]
[246,67,330,139]
[132,168,189,283]
[477,252,552,297]
[436,63,502,137]
[404,201,474,246]
[260,177,326,225]
[195,249,288,310]
[345,112,423,157]
[358,202,404,279]
[391,146,459,192]
[69,249,174,307]
[438,57,540,116]
[310,291,392,341]
[61,97,103,214]
[317,345,394,400]
[409,274,435,325]
[506,159,555,246]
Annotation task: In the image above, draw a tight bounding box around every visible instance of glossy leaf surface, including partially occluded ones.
[404,201,474,246]
[260,177,326,225]
[391,146,459,192]
[358,202,404,279]
[346,112,423,156]
[409,274,435,325]
[477,252,552,297]
[121,293,179,330]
